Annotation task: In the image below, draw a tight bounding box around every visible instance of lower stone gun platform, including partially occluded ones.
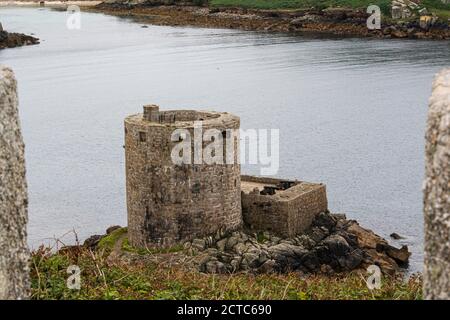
[241,175,328,238]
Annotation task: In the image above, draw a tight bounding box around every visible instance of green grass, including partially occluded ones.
[422,0,450,11]
[97,227,128,252]
[121,237,184,255]
[210,0,391,10]
[209,0,450,18]
[422,0,450,19]
[30,244,423,300]
[256,231,270,243]
[96,228,184,255]
[430,8,450,19]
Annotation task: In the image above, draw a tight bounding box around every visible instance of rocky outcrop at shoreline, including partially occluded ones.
[186,212,410,276]
[91,2,450,40]
[83,211,411,276]
[0,23,39,50]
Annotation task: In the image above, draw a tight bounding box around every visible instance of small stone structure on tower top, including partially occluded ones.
[125,105,242,248]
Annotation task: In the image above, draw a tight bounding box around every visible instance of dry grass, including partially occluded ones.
[30,244,422,300]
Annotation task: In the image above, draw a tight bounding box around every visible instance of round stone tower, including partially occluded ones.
[125,105,242,248]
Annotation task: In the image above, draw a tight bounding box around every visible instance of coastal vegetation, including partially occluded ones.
[210,0,391,11]
[210,0,450,17]
[93,0,450,39]
[30,220,420,300]
[30,244,422,300]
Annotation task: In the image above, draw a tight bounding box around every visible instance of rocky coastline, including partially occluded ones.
[82,211,411,277]
[0,23,39,49]
[90,2,450,40]
[3,1,449,40]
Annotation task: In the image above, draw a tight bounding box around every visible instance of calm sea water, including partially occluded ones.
[1,7,449,272]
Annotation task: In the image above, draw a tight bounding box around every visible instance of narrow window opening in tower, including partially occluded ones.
[192,182,201,194]
[222,130,227,164]
[139,132,146,142]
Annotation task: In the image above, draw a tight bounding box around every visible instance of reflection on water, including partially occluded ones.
[1,7,449,272]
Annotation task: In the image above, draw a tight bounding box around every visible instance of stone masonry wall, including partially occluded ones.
[0,66,30,299]
[241,176,328,238]
[125,106,242,248]
[424,68,450,300]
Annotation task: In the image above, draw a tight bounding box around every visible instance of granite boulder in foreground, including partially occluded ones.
[424,68,450,300]
[0,66,30,300]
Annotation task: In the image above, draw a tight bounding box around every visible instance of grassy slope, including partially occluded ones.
[210,0,450,18]
[31,231,422,300]
[422,0,450,18]
[31,248,422,300]
[210,0,388,10]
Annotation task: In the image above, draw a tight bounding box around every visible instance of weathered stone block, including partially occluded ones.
[424,68,450,300]
[0,66,30,300]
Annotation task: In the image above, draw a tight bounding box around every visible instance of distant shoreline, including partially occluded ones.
[2,1,449,40]
[91,3,450,40]
[0,1,101,7]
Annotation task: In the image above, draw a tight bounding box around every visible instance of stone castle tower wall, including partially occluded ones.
[125,105,242,248]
